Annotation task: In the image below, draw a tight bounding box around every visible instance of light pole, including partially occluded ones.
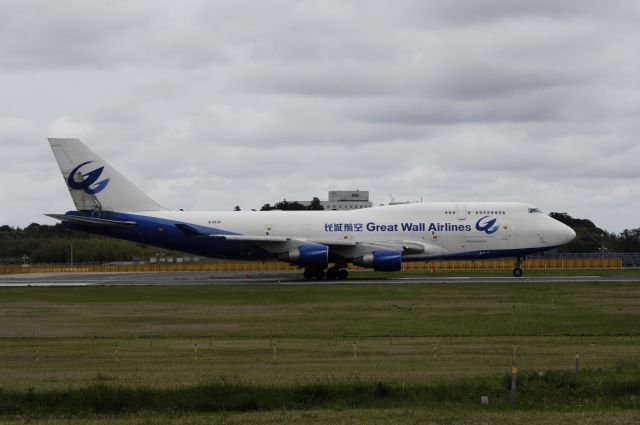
[599,235,608,258]
[598,247,608,258]
[68,241,74,267]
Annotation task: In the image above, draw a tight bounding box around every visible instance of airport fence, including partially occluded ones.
[0,257,622,274]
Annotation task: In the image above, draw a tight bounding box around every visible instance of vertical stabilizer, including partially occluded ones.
[48,138,164,212]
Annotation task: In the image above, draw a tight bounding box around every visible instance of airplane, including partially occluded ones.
[46,138,576,279]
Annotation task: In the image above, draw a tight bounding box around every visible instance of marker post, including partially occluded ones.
[510,362,517,406]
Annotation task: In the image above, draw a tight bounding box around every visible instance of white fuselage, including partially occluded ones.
[130,201,575,261]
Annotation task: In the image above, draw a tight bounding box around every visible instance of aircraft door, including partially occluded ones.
[456,204,467,220]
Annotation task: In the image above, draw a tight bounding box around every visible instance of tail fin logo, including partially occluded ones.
[476,216,500,234]
[67,161,110,195]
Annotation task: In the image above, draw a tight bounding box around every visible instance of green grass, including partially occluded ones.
[1,368,639,415]
[1,280,639,422]
[284,268,640,279]
[250,267,640,281]
[2,409,640,425]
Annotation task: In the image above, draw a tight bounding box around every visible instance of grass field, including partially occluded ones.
[1,274,639,423]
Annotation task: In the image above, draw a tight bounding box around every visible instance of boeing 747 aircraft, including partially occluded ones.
[46,138,575,279]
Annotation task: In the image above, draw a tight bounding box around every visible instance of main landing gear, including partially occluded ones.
[513,257,524,277]
[303,268,325,280]
[326,267,349,280]
[303,266,349,280]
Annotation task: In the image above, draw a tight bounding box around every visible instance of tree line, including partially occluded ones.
[259,197,324,211]
[0,213,638,264]
[549,213,640,253]
[0,223,184,265]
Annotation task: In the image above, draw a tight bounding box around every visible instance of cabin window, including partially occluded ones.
[528,208,543,213]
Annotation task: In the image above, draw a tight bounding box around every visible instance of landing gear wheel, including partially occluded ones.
[315,270,326,280]
[303,269,314,280]
[512,257,524,277]
[326,268,337,280]
[337,269,349,280]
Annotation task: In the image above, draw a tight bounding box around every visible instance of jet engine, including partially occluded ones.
[278,244,329,268]
[353,249,402,271]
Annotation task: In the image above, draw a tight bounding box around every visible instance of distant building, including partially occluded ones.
[294,190,373,210]
[323,190,372,210]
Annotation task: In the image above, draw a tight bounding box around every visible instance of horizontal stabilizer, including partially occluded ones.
[45,214,137,228]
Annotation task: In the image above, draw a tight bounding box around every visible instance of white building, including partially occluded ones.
[293,190,373,210]
[323,190,372,210]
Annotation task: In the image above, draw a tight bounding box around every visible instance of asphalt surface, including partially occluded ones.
[1,271,639,286]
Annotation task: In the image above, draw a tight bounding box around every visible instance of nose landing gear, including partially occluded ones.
[513,257,525,277]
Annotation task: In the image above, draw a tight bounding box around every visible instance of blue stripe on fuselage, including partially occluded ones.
[403,246,557,262]
[62,211,270,260]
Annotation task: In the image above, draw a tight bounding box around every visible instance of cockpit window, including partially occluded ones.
[528,208,543,213]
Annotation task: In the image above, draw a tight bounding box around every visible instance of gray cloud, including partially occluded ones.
[1,0,639,231]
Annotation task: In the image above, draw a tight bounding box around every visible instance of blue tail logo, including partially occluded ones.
[476,216,499,234]
[67,161,110,195]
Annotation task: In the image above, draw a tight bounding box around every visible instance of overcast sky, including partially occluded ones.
[1,0,639,232]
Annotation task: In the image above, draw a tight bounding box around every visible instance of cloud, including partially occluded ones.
[47,116,93,139]
[0,0,639,232]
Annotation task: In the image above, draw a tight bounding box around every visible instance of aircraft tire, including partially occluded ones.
[326,269,337,280]
[303,269,314,280]
[513,267,523,277]
[315,270,326,280]
[337,269,348,279]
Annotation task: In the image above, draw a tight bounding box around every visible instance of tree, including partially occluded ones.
[234,206,241,211]
[260,196,324,211]
[308,197,324,210]
[618,228,640,252]
[273,200,307,210]
[549,212,614,253]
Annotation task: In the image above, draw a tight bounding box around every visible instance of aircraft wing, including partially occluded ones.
[175,223,355,247]
[175,224,288,242]
[175,223,446,258]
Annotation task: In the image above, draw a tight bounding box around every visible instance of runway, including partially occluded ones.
[1,271,639,286]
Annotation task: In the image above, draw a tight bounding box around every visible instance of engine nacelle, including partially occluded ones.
[353,249,402,271]
[278,244,328,268]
